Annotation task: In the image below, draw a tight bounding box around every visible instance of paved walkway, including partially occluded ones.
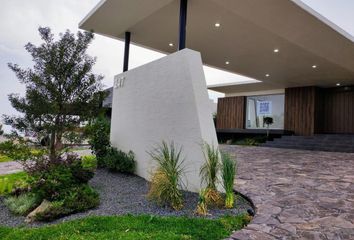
[222,145,354,240]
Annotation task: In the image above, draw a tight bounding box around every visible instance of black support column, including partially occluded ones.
[123,31,131,72]
[178,0,188,50]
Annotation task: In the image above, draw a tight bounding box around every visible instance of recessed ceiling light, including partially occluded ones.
[225,61,230,65]
[215,23,221,28]
[273,49,279,53]
[265,74,270,77]
[336,83,341,86]
[312,65,317,69]
[169,43,174,47]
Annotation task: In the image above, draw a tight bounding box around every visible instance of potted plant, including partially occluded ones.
[263,116,274,138]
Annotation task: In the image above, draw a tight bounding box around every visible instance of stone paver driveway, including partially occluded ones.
[222,145,354,240]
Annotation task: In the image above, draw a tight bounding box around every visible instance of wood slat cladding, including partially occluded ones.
[321,87,354,134]
[216,96,245,129]
[285,87,317,136]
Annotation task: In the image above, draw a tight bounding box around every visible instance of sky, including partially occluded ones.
[0,0,354,133]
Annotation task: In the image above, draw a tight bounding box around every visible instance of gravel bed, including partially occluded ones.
[0,169,252,227]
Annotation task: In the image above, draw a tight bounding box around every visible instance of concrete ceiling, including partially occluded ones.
[80,0,354,93]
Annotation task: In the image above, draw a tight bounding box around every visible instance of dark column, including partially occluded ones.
[123,31,131,72]
[178,0,188,50]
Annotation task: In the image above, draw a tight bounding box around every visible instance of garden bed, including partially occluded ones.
[0,169,252,227]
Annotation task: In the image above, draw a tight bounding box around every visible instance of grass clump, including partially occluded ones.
[200,143,222,207]
[0,214,250,240]
[221,153,237,208]
[195,188,208,216]
[148,141,185,210]
[4,192,40,215]
[0,154,12,163]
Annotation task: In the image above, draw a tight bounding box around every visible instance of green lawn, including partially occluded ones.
[0,214,250,240]
[0,172,27,195]
[0,154,12,163]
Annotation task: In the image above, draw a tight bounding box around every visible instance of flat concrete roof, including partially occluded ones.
[80,0,354,93]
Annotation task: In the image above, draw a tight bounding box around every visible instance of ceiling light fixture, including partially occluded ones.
[169,43,174,47]
[273,49,279,53]
[336,83,341,86]
[225,61,230,65]
[312,65,317,69]
[215,23,221,28]
[265,74,270,77]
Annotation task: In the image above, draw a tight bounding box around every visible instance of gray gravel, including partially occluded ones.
[0,169,252,227]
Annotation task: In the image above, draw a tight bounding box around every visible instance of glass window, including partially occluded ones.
[246,94,284,129]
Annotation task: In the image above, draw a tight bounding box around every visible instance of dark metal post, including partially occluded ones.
[179,0,188,50]
[123,31,131,72]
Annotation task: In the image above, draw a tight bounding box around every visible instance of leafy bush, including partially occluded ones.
[86,116,111,167]
[200,143,222,207]
[221,153,237,208]
[103,147,135,173]
[4,193,40,215]
[34,185,99,221]
[148,141,185,210]
[28,155,95,201]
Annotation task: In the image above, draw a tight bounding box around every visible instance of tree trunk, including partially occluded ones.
[49,130,56,160]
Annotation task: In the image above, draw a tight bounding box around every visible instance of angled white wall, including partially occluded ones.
[110,49,219,192]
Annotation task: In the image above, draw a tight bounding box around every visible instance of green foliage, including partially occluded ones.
[103,147,135,173]
[148,141,185,210]
[234,136,267,146]
[63,131,85,145]
[4,193,40,216]
[0,172,28,196]
[195,188,208,216]
[0,214,250,240]
[0,154,12,163]
[81,155,97,170]
[0,140,32,162]
[221,153,237,208]
[86,115,111,167]
[4,27,105,159]
[200,143,220,190]
[35,185,99,221]
[29,156,96,201]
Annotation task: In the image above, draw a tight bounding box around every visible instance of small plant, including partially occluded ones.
[0,177,12,195]
[103,147,136,173]
[263,116,274,137]
[221,153,237,209]
[200,143,222,207]
[81,155,98,171]
[148,141,185,210]
[195,188,208,216]
[4,193,40,215]
[86,115,111,167]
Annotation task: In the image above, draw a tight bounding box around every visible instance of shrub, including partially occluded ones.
[221,153,237,209]
[35,185,99,221]
[86,116,111,167]
[200,143,222,207]
[4,193,40,215]
[103,147,135,173]
[148,141,185,210]
[29,155,95,200]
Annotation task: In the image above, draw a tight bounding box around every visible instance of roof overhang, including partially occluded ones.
[80,0,354,93]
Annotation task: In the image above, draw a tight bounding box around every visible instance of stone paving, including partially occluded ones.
[222,145,354,240]
[0,161,22,175]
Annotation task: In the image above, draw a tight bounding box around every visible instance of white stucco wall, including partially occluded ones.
[110,49,219,192]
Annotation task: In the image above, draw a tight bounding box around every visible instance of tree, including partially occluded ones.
[4,27,105,160]
[0,124,3,136]
[263,116,274,138]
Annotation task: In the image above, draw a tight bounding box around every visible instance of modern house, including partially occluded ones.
[80,0,354,138]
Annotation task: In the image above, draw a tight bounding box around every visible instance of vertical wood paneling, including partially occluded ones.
[321,88,354,134]
[216,96,245,129]
[285,86,316,136]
